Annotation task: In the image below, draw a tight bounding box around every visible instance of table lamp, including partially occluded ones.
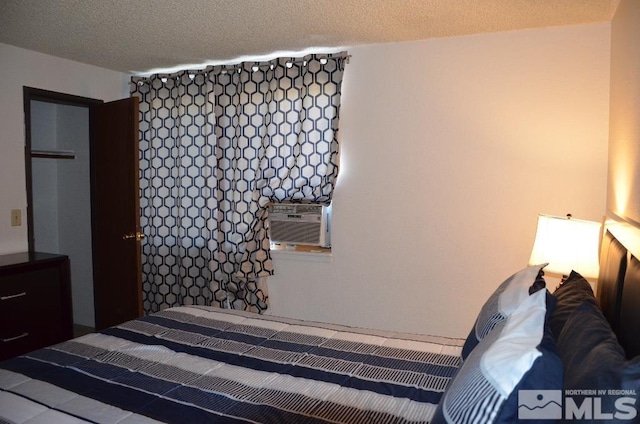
[528,213,601,280]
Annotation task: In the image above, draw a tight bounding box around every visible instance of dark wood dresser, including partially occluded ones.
[0,252,73,361]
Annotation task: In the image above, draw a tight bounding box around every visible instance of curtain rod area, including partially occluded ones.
[132,52,350,83]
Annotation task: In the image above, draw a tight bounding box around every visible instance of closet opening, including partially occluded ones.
[24,87,143,334]
[24,89,101,336]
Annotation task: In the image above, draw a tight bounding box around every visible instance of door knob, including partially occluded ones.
[123,232,145,241]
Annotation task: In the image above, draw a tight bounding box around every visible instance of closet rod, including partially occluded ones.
[31,150,76,160]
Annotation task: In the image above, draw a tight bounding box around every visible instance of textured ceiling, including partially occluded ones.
[0,0,620,75]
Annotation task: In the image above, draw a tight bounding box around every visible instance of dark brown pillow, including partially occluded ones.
[548,270,598,341]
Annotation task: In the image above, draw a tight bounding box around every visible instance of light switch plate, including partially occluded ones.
[11,209,21,227]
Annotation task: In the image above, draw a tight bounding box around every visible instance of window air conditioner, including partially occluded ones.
[268,203,331,247]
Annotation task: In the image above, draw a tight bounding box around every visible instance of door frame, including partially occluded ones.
[23,87,104,327]
[24,88,143,330]
[23,87,103,254]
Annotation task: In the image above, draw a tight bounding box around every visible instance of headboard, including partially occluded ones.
[597,227,640,359]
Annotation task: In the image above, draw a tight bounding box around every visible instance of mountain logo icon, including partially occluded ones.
[518,390,563,419]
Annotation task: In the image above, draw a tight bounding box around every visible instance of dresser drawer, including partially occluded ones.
[0,253,72,361]
[0,326,59,361]
[0,267,63,347]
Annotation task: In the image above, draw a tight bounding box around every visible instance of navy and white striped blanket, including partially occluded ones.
[0,306,462,423]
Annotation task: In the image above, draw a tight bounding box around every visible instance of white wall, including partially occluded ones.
[608,0,640,224]
[0,24,611,338]
[0,42,129,255]
[267,23,611,338]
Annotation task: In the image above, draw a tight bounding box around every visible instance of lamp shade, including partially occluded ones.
[528,214,601,279]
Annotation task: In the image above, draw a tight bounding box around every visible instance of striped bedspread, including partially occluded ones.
[0,306,462,423]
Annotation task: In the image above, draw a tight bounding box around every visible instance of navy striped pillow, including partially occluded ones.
[434,289,562,424]
[461,264,547,359]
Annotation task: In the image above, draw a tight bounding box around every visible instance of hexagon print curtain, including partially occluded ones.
[131,53,347,314]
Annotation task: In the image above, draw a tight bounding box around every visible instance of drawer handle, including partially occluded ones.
[0,292,27,301]
[2,332,29,342]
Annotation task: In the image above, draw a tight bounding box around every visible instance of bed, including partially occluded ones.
[1,225,639,423]
[0,306,463,423]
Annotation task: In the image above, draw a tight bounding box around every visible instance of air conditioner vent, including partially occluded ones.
[268,203,331,247]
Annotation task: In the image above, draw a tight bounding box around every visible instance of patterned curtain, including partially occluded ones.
[131,52,347,314]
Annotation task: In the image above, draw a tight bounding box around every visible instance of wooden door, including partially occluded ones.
[91,97,142,330]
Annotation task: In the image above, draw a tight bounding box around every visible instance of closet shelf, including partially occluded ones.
[30,149,76,159]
